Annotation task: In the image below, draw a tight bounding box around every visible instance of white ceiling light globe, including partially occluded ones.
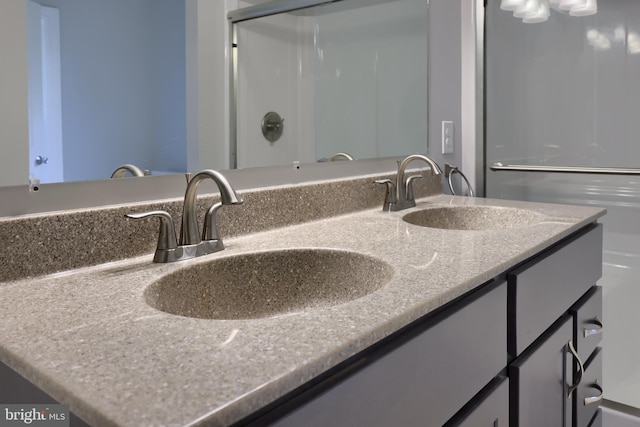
[514,0,540,18]
[500,0,527,11]
[570,0,597,16]
[558,0,586,11]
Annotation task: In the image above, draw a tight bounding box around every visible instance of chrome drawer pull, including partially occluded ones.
[584,317,603,338]
[567,340,584,396]
[584,381,604,406]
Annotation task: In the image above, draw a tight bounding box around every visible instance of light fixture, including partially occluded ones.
[570,0,597,16]
[523,0,551,23]
[503,0,597,23]
[513,0,540,18]
[628,32,640,54]
[500,0,527,11]
[558,0,585,11]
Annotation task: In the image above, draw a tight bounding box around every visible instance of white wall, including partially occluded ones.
[0,0,29,187]
[429,0,463,192]
[314,0,429,161]
[235,10,314,168]
[186,0,233,172]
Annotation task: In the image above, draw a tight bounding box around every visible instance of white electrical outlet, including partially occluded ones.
[442,121,454,154]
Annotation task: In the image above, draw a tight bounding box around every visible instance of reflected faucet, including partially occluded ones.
[375,154,441,211]
[329,152,354,161]
[111,164,148,178]
[125,169,243,263]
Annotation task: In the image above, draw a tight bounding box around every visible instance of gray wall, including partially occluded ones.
[33,0,186,181]
[429,0,464,193]
[0,0,29,187]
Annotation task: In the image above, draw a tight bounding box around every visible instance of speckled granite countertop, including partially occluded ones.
[0,195,605,426]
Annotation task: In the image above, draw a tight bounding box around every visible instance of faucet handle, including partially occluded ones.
[125,211,177,250]
[405,174,423,202]
[375,179,397,211]
[202,202,223,242]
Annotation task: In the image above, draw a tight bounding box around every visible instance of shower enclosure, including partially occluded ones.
[228,0,429,169]
[484,0,640,415]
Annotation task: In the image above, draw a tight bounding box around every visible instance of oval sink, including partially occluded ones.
[144,249,393,320]
[402,206,544,231]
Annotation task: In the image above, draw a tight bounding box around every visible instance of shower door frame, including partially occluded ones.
[477,0,640,418]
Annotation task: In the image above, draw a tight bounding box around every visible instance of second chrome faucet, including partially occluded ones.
[376,154,442,211]
[126,169,243,263]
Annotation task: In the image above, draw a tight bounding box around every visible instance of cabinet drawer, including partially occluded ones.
[266,282,507,427]
[575,347,603,427]
[570,287,603,363]
[507,224,602,357]
[509,314,573,427]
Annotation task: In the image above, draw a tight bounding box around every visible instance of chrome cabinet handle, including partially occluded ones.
[567,340,584,396]
[584,381,604,406]
[584,317,603,338]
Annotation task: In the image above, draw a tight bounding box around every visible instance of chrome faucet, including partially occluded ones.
[375,154,442,211]
[111,164,148,178]
[125,169,243,263]
[180,169,243,249]
[329,152,354,161]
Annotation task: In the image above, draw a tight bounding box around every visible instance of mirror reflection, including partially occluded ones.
[27,0,187,184]
[232,0,429,168]
[21,0,429,187]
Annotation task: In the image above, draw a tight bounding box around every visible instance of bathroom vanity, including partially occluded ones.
[239,223,603,427]
[0,174,605,426]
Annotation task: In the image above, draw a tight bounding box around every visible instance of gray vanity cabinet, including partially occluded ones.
[507,224,603,427]
[443,376,509,427]
[506,224,603,359]
[0,222,604,427]
[575,347,603,427]
[509,314,574,427]
[250,281,508,427]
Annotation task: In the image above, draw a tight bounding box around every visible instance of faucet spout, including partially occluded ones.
[376,154,441,211]
[111,164,147,178]
[180,169,243,246]
[394,154,441,210]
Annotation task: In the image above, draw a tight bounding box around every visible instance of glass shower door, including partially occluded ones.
[485,0,640,411]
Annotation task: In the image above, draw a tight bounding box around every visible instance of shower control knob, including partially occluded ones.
[35,155,49,166]
[261,111,284,142]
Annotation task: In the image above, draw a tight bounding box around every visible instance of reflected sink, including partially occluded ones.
[144,249,393,320]
[402,206,544,231]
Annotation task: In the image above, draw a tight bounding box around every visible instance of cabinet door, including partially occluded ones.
[587,409,602,427]
[510,314,573,427]
[575,347,603,427]
[259,282,507,427]
[444,376,509,427]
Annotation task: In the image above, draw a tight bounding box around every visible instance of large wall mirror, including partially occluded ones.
[5,0,430,188]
